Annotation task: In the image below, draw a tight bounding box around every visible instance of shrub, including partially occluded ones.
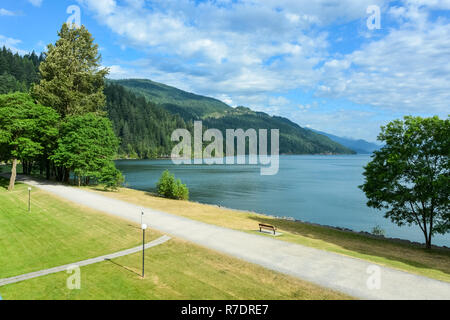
[98,162,124,191]
[157,170,189,200]
[371,225,386,237]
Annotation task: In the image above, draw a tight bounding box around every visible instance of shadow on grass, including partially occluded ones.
[140,190,160,197]
[105,258,142,278]
[90,187,115,193]
[128,224,142,230]
[248,215,450,279]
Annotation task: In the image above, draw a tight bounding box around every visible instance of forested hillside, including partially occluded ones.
[203,107,355,154]
[0,46,44,94]
[111,79,231,119]
[115,79,355,155]
[2,51,355,157]
[105,84,189,158]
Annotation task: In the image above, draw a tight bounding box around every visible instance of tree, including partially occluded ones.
[51,113,119,186]
[98,162,124,191]
[0,93,59,190]
[0,73,26,94]
[156,170,189,200]
[360,116,449,249]
[32,23,109,118]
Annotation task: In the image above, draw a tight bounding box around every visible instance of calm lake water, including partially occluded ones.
[115,155,449,247]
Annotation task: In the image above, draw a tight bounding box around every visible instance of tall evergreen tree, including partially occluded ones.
[32,23,109,118]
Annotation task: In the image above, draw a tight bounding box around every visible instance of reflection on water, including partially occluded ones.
[115,155,449,246]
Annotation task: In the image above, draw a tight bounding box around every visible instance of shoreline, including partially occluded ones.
[194,200,450,251]
[114,153,369,161]
[1,168,447,250]
[138,188,449,251]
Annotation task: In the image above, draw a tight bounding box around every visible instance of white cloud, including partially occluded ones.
[318,4,450,114]
[28,0,43,7]
[107,65,130,79]
[77,0,333,98]
[0,35,27,55]
[77,0,449,140]
[0,8,16,16]
[405,0,450,10]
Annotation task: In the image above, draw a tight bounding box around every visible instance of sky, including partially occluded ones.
[0,0,449,142]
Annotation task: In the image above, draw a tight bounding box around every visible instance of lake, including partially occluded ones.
[115,155,449,247]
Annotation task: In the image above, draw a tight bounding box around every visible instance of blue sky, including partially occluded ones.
[1,0,449,142]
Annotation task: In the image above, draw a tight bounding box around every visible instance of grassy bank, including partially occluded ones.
[0,179,146,279]
[0,179,349,300]
[87,186,450,283]
[1,238,350,300]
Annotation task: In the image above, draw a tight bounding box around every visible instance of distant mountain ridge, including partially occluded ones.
[110,79,231,119]
[310,129,381,154]
[111,79,356,155]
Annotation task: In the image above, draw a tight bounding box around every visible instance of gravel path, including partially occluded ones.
[14,177,450,300]
[0,235,171,287]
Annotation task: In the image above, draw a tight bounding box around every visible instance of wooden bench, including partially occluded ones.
[259,223,277,235]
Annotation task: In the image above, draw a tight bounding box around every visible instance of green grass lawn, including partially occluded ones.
[0,179,147,279]
[0,239,350,300]
[87,186,450,283]
[0,178,350,300]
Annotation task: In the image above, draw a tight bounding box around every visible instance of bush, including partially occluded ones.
[98,162,124,191]
[371,225,386,237]
[156,170,189,200]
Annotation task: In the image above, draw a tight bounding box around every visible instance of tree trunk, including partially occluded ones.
[64,168,70,183]
[423,230,432,250]
[56,166,63,182]
[27,161,33,175]
[426,232,433,250]
[8,158,17,191]
[46,160,50,180]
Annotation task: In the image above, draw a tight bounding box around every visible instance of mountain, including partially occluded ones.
[110,79,355,155]
[311,129,381,154]
[0,50,355,157]
[105,84,189,158]
[202,107,356,154]
[109,79,231,119]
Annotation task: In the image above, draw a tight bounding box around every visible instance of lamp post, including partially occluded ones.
[141,223,147,278]
[28,187,32,212]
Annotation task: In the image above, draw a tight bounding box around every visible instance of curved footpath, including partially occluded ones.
[17,177,450,300]
[0,236,171,287]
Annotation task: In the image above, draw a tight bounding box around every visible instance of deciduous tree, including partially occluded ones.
[51,113,119,186]
[360,116,449,249]
[0,93,59,190]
